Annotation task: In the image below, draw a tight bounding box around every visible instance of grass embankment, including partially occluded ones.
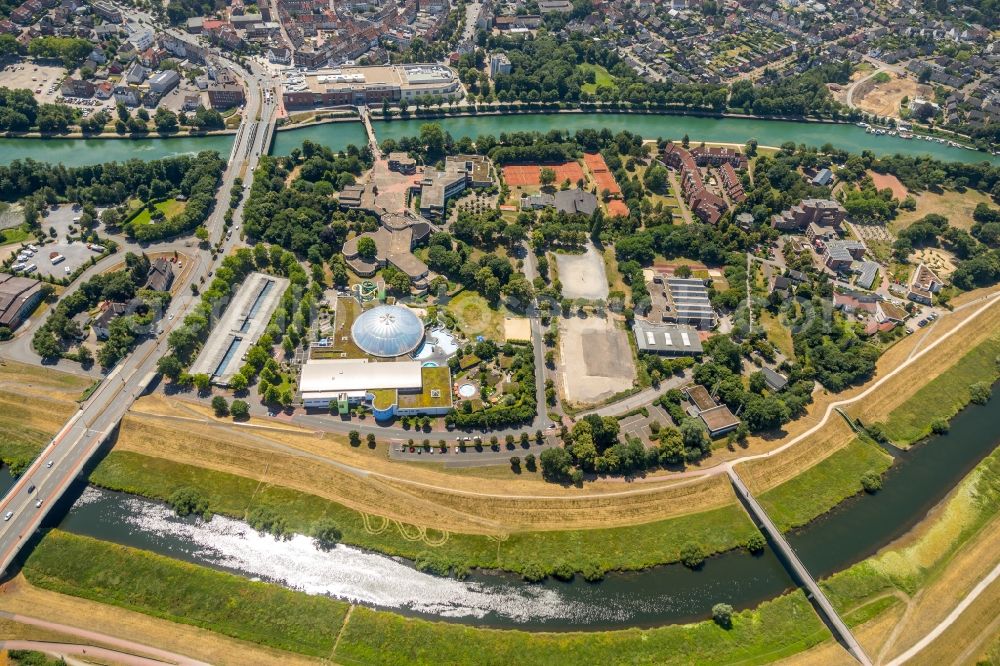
[821,441,1000,617]
[24,531,832,665]
[872,334,1000,446]
[89,450,758,578]
[23,531,348,658]
[756,438,893,532]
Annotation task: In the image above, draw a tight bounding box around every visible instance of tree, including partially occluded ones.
[419,122,447,159]
[154,107,178,133]
[366,433,376,447]
[357,236,377,260]
[539,446,573,481]
[193,373,212,393]
[674,264,692,278]
[157,354,183,379]
[712,603,734,629]
[230,399,250,418]
[211,395,229,417]
[349,430,361,447]
[643,164,668,193]
[312,519,343,550]
[539,167,556,188]
[229,373,248,392]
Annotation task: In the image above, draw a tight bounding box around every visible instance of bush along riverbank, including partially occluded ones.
[23,530,833,665]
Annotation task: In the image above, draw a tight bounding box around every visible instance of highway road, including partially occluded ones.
[0,29,278,577]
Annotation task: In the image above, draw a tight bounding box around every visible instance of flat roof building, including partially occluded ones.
[0,273,43,330]
[648,275,717,330]
[283,64,463,108]
[299,358,452,418]
[189,272,289,386]
[684,384,741,437]
[633,320,703,356]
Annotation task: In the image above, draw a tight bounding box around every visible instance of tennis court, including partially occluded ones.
[502,161,586,187]
[584,152,622,197]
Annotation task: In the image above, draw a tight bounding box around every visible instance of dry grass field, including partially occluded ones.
[0,576,320,666]
[892,188,994,232]
[853,73,931,119]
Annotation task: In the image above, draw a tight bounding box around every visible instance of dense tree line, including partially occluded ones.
[27,36,92,68]
[728,61,852,118]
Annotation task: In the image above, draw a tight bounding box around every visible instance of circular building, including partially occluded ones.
[351,305,425,358]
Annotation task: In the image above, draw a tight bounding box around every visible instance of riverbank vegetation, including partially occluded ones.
[24,530,832,665]
[865,333,1000,446]
[88,449,758,580]
[756,438,893,531]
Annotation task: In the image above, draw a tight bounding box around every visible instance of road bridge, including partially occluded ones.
[727,467,873,666]
[0,46,278,578]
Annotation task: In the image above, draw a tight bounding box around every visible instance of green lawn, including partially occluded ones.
[445,290,505,341]
[0,225,31,246]
[24,531,349,657]
[128,199,187,227]
[877,334,1000,446]
[25,530,830,665]
[579,63,616,94]
[757,438,893,532]
[88,450,758,578]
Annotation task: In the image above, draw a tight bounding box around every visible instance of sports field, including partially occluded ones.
[502,162,585,187]
[583,152,622,196]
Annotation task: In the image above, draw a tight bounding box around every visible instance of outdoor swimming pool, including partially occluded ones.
[458,383,477,398]
[413,329,460,360]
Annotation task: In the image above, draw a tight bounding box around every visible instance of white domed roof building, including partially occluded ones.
[350,304,425,358]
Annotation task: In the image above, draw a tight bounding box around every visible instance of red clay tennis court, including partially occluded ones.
[584,152,622,197]
[502,162,586,187]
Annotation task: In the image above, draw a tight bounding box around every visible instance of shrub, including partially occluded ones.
[712,603,734,628]
[680,541,706,568]
[969,381,991,405]
[861,469,883,493]
[744,531,767,553]
[168,487,211,520]
[415,551,451,577]
[551,562,575,581]
[246,506,289,537]
[580,561,606,582]
[312,519,343,550]
[520,561,547,582]
[930,418,950,434]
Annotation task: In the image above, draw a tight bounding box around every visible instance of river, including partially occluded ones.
[9,383,993,631]
[2,113,998,167]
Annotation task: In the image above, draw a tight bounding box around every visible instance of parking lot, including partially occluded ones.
[24,205,104,279]
[1,62,66,104]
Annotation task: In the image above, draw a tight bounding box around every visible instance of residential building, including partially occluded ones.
[489,52,511,78]
[144,257,174,292]
[60,77,94,98]
[771,198,847,231]
[719,162,745,202]
[662,143,729,224]
[824,240,866,271]
[811,168,834,186]
[907,263,943,305]
[761,367,788,392]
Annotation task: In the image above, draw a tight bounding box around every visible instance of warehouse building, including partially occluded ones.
[632,320,703,356]
[189,272,289,386]
[299,358,453,418]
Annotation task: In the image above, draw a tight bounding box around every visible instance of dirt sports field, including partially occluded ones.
[868,170,908,200]
[501,162,585,187]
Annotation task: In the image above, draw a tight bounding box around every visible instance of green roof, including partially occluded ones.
[397,366,453,410]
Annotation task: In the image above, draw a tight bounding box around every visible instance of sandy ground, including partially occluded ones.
[557,315,635,406]
[0,576,320,666]
[554,245,609,300]
[908,247,957,278]
[854,73,932,119]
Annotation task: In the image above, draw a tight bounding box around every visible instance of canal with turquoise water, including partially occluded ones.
[1,384,995,631]
[2,113,999,167]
